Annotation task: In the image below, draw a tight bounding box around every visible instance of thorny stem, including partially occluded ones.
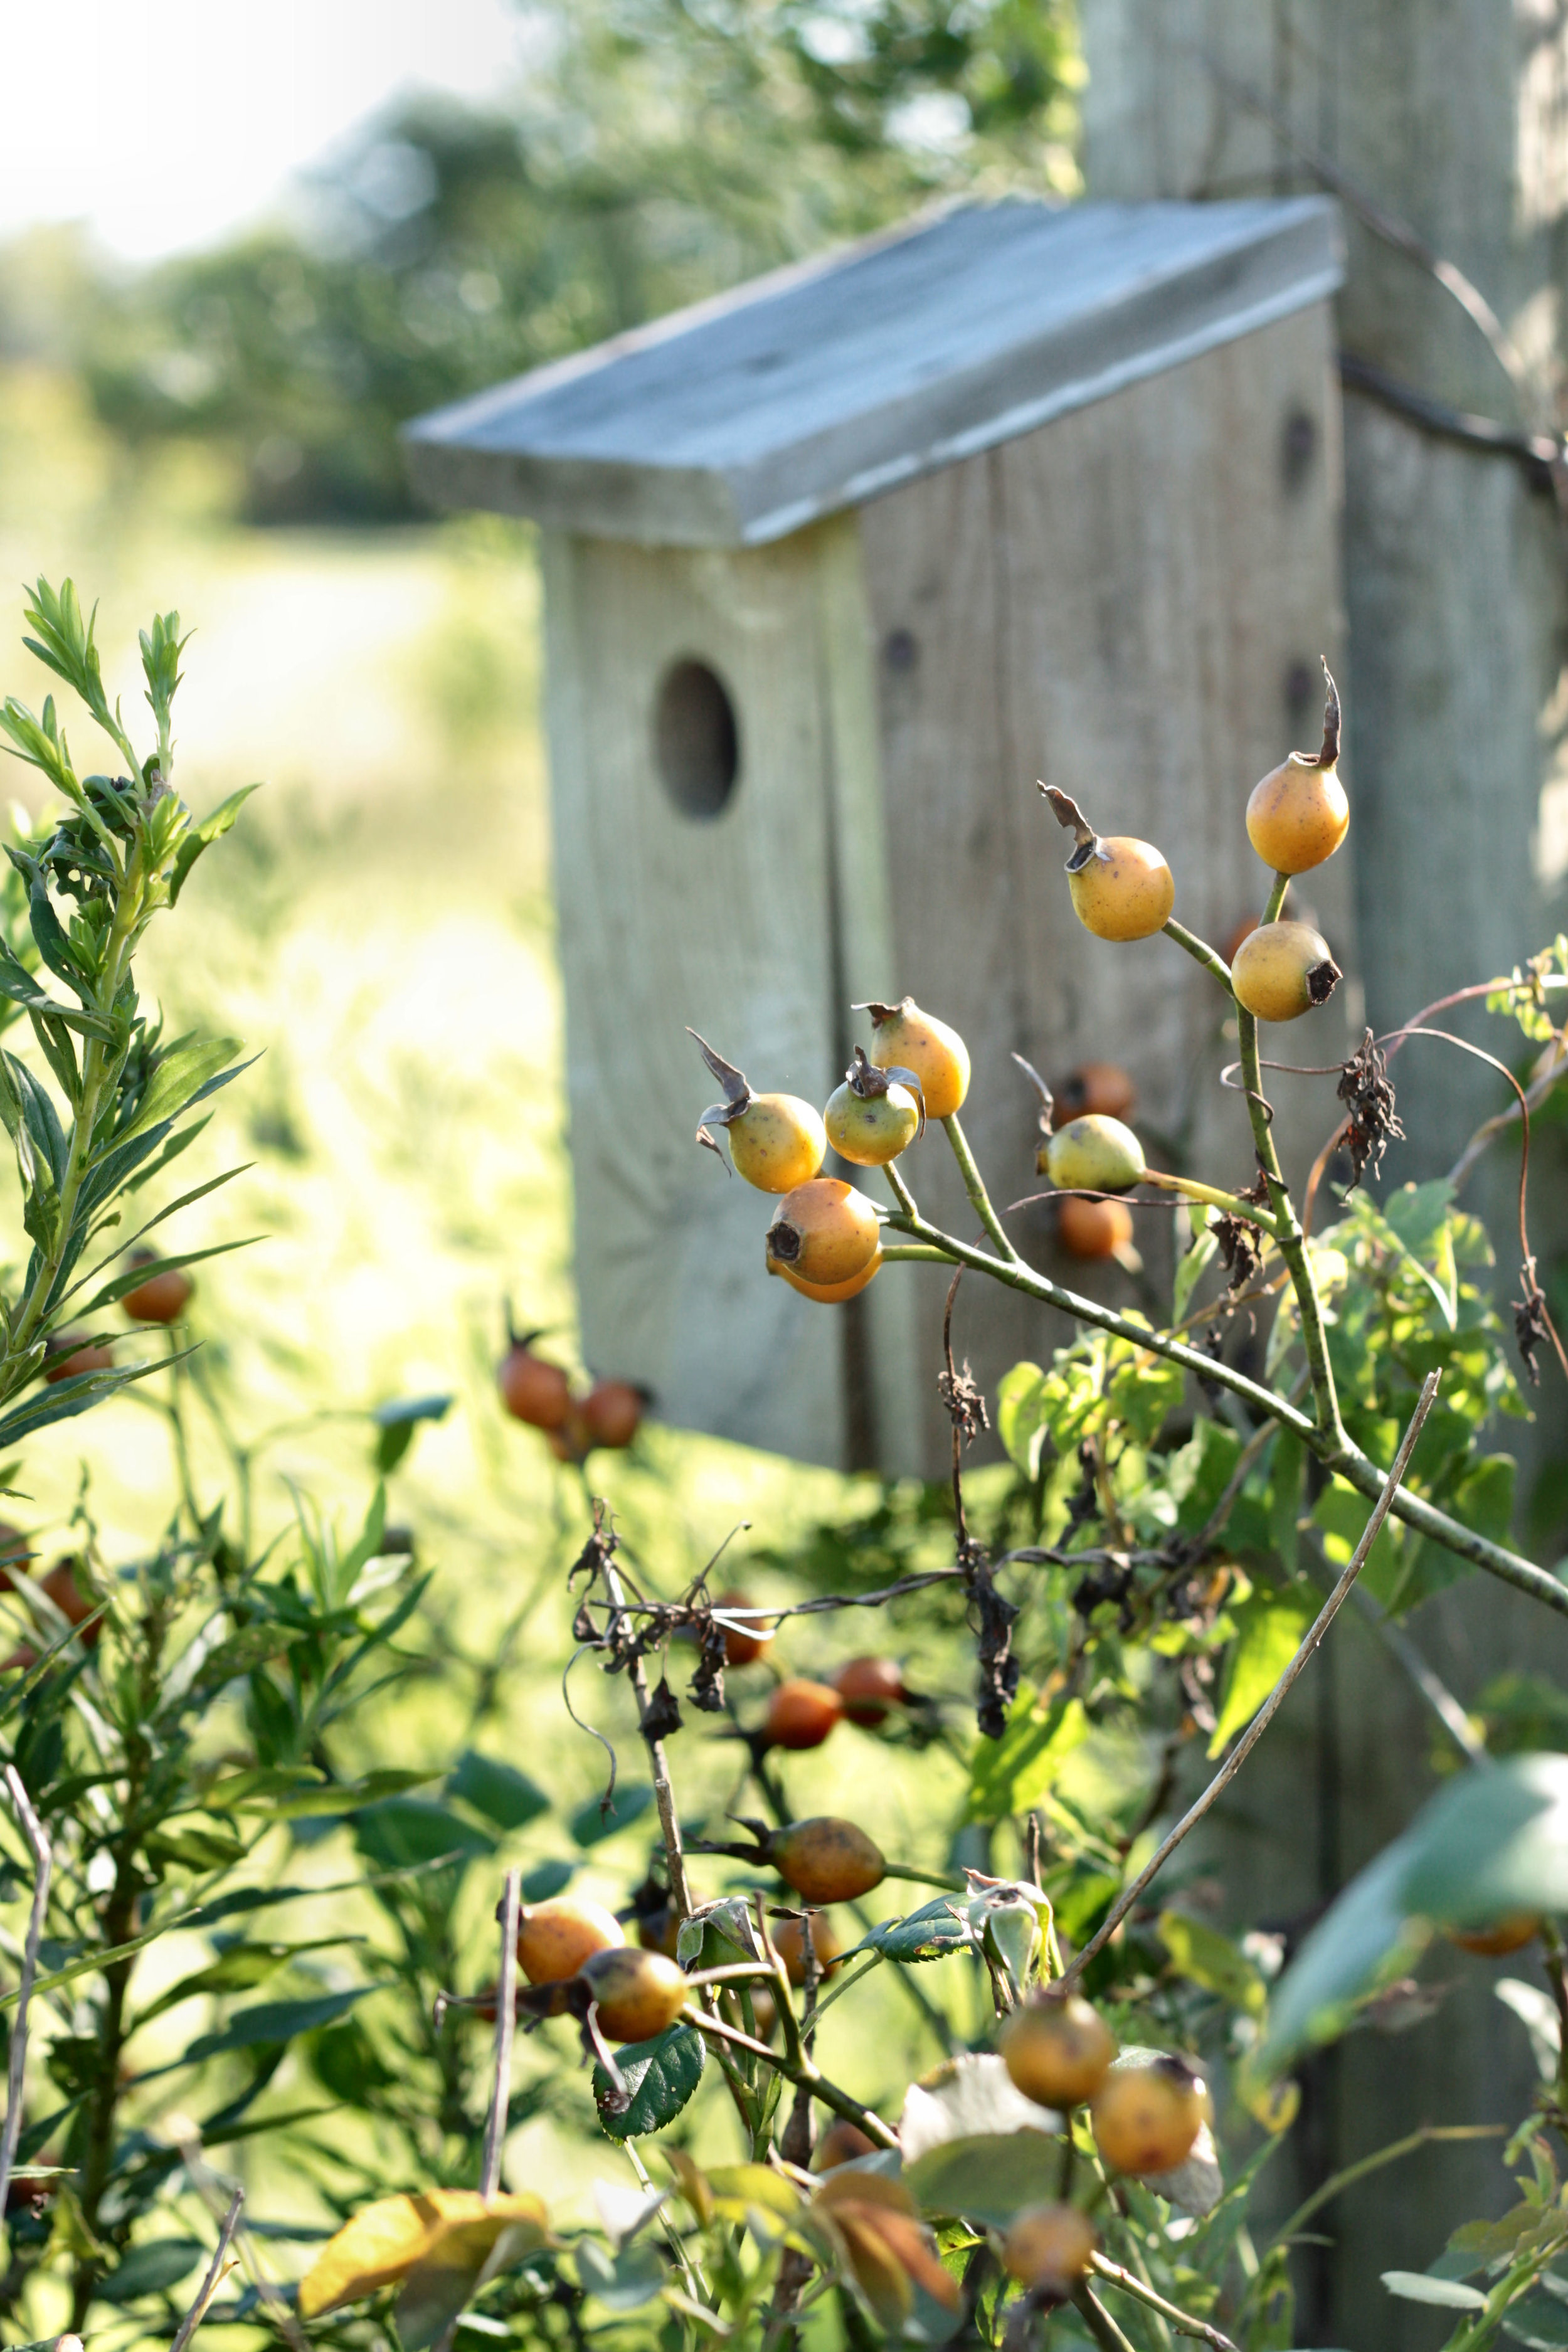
[1061,1372,1439,1983]
[0,1769,50,2225]
[941,1114,1019,1262]
[682,2007,897,2147]
[1088,2255,1238,2351]
[1236,999,1345,1446]
[879,1191,1568,1613]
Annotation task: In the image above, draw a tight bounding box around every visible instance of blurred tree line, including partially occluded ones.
[1,0,1078,524]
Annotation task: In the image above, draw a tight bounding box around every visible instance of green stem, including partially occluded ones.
[882,1205,1315,1436]
[1163,918,1234,993]
[683,2007,896,2148]
[879,1206,1568,1617]
[879,1861,965,1892]
[4,836,146,1378]
[1262,869,1291,924]
[1073,2283,1138,2352]
[878,1244,953,1264]
[1236,1003,1345,1446]
[940,1113,1019,1261]
[1141,1169,1279,1234]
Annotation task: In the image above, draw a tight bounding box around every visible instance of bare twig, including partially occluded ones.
[601,1557,694,1918]
[481,1869,521,2196]
[0,1766,51,2223]
[1062,1371,1440,1983]
[1073,2281,1138,2352]
[1449,1036,1568,1188]
[169,2185,244,2352]
[1089,2255,1238,2350]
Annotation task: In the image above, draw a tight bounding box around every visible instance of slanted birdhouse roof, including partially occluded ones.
[405,196,1341,549]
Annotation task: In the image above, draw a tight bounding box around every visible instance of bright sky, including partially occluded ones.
[0,0,532,264]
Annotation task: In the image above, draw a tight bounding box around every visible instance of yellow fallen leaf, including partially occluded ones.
[299,2190,549,2320]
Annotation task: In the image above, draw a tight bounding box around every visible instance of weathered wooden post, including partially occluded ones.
[408,196,1351,1476]
[1077,11,1568,2338]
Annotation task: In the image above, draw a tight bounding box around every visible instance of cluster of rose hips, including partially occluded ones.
[40,1251,194,1386]
[496,1326,646,1463]
[695,677,1351,1305]
[992,1989,1211,2299]
[690,1000,971,1303]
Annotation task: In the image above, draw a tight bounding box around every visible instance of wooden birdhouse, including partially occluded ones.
[406,198,1351,1476]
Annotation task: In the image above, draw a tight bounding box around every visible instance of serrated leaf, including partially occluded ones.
[854,1897,971,1964]
[447,1751,549,1831]
[593,2024,704,2140]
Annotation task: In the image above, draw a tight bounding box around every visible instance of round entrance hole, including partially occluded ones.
[655,657,740,818]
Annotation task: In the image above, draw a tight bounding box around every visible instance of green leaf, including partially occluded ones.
[854,1897,971,1964]
[1505,2289,1568,2347]
[1381,2272,1486,2309]
[995,1362,1049,1478]
[1251,1841,1421,2079]
[132,1937,360,2027]
[1255,1756,1568,2075]
[75,1237,256,1318]
[1209,1584,1315,1756]
[1173,1222,1220,1324]
[1399,1752,1568,1926]
[94,2238,206,2304]
[521,1859,574,1904]
[201,1766,433,1817]
[0,939,112,1036]
[165,1623,304,1717]
[171,783,260,904]
[185,1983,383,2060]
[353,1798,495,1873]
[570,1783,654,1847]
[107,1035,242,1154]
[0,1350,171,1451]
[1269,1430,1304,1577]
[447,1751,549,1831]
[574,2239,665,2309]
[1158,1912,1266,2016]
[904,2133,1059,2227]
[593,2024,704,2140]
[965,1689,1088,1823]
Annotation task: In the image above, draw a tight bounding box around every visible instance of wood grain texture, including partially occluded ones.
[812,516,927,1478]
[856,304,1348,1475]
[407,199,1342,548]
[1079,13,1568,2338]
[539,529,851,1466]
